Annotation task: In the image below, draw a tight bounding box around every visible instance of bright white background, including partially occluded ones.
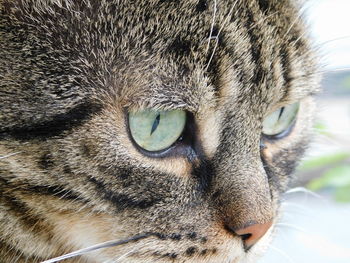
[305,0,350,69]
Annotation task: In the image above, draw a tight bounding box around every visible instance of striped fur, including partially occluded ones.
[0,0,319,262]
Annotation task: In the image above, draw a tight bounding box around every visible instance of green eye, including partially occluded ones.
[128,109,186,152]
[262,102,300,137]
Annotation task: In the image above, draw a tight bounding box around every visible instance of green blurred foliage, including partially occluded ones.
[305,72,350,202]
[308,165,350,202]
[341,75,350,90]
[300,152,350,171]
[301,122,350,203]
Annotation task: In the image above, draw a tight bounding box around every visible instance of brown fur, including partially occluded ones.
[0,0,319,262]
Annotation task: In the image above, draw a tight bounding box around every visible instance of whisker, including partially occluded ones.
[206,0,218,55]
[313,128,350,137]
[290,29,308,49]
[319,67,350,74]
[286,66,350,81]
[205,1,238,71]
[284,187,323,200]
[215,2,237,39]
[283,6,306,39]
[315,35,350,48]
[104,239,156,263]
[0,152,22,160]
[312,138,350,150]
[41,233,153,263]
[280,202,309,215]
[275,223,308,234]
[114,248,138,262]
[246,11,279,33]
[103,247,138,263]
[269,245,295,263]
[281,201,308,210]
[205,37,219,71]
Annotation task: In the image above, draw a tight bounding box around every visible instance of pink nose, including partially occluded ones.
[234,221,273,249]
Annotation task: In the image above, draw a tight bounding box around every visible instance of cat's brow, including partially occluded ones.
[281,87,320,104]
[126,99,201,113]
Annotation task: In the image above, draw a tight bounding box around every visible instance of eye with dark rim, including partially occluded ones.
[127,109,197,159]
[261,102,300,141]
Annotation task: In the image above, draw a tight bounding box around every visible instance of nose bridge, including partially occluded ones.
[213,152,273,229]
[209,112,274,231]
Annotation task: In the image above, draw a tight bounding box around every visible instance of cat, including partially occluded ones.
[0,0,320,262]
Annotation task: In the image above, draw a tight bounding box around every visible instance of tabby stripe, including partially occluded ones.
[0,188,54,238]
[88,176,160,210]
[0,177,85,203]
[260,155,284,205]
[0,240,37,262]
[25,184,86,202]
[279,44,292,99]
[0,102,102,141]
[245,8,264,86]
[191,159,214,193]
[257,0,270,14]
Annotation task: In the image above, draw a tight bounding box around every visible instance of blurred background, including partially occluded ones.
[259,0,350,262]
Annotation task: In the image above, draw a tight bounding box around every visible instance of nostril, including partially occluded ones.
[240,233,252,242]
[225,220,273,250]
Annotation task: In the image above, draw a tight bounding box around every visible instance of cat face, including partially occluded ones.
[0,0,319,262]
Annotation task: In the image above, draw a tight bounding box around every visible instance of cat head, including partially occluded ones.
[0,0,319,262]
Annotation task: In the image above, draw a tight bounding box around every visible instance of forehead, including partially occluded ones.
[94,0,318,113]
[5,0,318,112]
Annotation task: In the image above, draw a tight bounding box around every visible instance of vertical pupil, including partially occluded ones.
[150,113,161,135]
[278,107,285,119]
